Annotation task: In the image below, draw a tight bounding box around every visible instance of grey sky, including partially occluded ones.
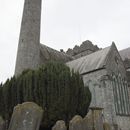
[0,0,130,83]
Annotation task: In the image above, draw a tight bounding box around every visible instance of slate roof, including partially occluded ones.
[40,44,74,62]
[66,46,111,75]
[119,47,130,60]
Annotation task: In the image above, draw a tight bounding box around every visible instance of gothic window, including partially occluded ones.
[118,75,124,114]
[112,73,130,116]
[122,79,128,115]
[120,76,127,114]
[125,82,130,114]
[116,75,122,114]
[112,76,118,113]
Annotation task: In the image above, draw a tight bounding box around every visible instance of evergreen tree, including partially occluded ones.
[0,61,91,129]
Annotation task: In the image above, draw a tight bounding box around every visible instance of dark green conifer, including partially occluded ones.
[0,61,91,128]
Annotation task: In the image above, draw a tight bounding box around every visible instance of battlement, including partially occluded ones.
[66,40,100,59]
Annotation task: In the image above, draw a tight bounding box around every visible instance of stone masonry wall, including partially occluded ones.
[116,116,130,130]
[106,43,127,79]
[82,69,130,130]
[82,69,116,124]
[15,0,42,75]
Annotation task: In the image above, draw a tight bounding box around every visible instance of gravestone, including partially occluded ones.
[52,120,67,130]
[69,115,83,130]
[103,122,111,130]
[83,110,93,130]
[8,102,43,130]
[90,107,104,130]
[83,107,104,130]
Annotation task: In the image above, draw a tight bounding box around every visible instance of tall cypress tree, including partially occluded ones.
[0,61,91,128]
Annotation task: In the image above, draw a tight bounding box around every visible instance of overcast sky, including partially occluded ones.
[0,0,130,83]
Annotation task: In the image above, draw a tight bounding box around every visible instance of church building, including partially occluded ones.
[67,42,130,130]
[15,0,130,129]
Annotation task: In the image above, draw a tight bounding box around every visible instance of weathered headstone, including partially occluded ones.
[52,120,67,130]
[91,107,104,130]
[8,102,43,130]
[83,110,93,130]
[103,122,111,130]
[69,115,83,130]
[83,107,104,130]
[0,116,5,130]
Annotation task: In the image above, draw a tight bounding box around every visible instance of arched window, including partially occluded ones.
[112,73,130,115]
[125,81,130,115]
[122,79,128,115]
[118,74,124,114]
[112,75,118,113]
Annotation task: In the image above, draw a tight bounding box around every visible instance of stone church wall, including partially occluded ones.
[82,69,116,124]
[105,44,130,130]
[82,68,130,130]
[82,69,107,108]
[116,116,130,130]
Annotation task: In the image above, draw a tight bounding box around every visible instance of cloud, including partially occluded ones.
[0,0,130,82]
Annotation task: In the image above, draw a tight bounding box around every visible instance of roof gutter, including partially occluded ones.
[81,67,106,76]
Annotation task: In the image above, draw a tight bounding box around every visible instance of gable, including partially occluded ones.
[105,43,127,78]
[119,48,130,69]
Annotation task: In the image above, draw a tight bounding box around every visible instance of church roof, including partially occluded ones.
[66,46,111,75]
[119,47,130,60]
[40,44,74,62]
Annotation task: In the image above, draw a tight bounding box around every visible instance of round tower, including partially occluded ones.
[15,0,42,75]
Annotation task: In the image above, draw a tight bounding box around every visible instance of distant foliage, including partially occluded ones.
[0,62,91,128]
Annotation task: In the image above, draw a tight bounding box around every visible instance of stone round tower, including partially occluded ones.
[15,0,42,75]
